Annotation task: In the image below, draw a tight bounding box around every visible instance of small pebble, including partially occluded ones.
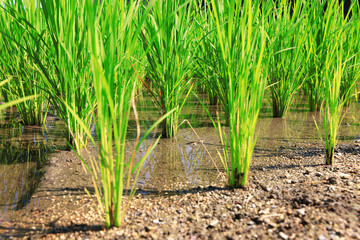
[209,219,219,227]
[318,235,326,240]
[338,172,350,179]
[279,231,288,240]
[296,208,306,216]
[248,221,255,226]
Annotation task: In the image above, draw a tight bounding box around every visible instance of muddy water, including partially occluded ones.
[0,108,66,221]
[256,105,360,147]
[134,98,360,191]
[135,129,221,192]
[1,96,359,216]
[131,94,225,192]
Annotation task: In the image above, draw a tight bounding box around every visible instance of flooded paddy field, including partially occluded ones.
[1,0,360,238]
[0,98,360,239]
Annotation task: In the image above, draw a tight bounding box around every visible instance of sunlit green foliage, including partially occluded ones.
[264,0,307,118]
[207,0,266,188]
[141,0,195,138]
[85,0,175,228]
[0,0,49,125]
[1,0,360,226]
[317,1,360,165]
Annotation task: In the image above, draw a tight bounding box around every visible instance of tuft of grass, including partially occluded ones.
[141,0,195,138]
[38,0,96,149]
[0,0,49,125]
[85,0,141,228]
[207,0,267,188]
[320,37,346,165]
[340,1,360,105]
[264,0,307,118]
[313,0,360,165]
[193,1,221,106]
[85,0,175,228]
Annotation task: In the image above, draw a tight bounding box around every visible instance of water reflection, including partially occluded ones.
[131,97,360,191]
[136,129,219,190]
[256,109,360,147]
[2,95,358,208]
[0,144,46,218]
[0,108,65,221]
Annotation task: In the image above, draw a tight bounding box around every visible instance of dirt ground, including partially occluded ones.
[1,125,359,240]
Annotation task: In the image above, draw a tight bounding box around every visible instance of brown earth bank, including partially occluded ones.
[1,136,360,239]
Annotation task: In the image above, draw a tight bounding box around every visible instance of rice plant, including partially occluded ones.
[303,0,344,112]
[85,0,175,228]
[341,1,360,105]
[0,80,38,111]
[193,1,221,106]
[1,0,96,149]
[194,0,231,123]
[86,0,138,227]
[208,0,266,188]
[264,0,307,118]
[321,39,347,165]
[37,0,95,149]
[313,1,359,165]
[141,0,195,138]
[0,0,49,125]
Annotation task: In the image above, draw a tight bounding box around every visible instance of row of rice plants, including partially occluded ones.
[193,2,220,106]
[303,0,360,112]
[0,0,96,150]
[0,0,152,228]
[341,1,360,105]
[0,0,359,228]
[264,0,360,117]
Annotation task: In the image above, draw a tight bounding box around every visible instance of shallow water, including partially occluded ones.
[0,108,66,221]
[133,96,360,191]
[1,96,359,215]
